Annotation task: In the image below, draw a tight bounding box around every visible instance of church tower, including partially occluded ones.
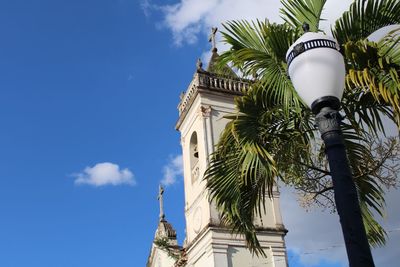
[147,185,182,267]
[175,29,288,267]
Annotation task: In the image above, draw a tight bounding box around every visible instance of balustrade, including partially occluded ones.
[178,72,250,115]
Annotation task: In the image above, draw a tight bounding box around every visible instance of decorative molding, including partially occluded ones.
[177,71,250,116]
[192,207,202,234]
[184,222,288,253]
[199,105,212,118]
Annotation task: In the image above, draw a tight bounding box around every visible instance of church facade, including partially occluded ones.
[147,32,288,267]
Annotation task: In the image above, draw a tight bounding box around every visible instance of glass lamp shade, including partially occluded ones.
[286,32,346,113]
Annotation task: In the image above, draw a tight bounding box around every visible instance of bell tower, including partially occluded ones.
[175,29,288,267]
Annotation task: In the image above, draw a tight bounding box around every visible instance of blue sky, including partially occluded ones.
[0,1,188,266]
[0,0,398,267]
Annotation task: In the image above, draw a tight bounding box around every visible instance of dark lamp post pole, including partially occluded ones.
[315,105,375,267]
[286,24,375,267]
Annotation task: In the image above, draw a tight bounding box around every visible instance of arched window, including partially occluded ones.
[189,132,199,183]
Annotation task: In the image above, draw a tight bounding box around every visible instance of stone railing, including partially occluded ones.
[178,71,250,115]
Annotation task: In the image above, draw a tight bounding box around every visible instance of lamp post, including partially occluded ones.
[286,25,375,267]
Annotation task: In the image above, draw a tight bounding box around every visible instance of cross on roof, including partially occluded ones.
[208,27,218,52]
[157,185,165,221]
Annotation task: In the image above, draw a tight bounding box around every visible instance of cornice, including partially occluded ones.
[175,70,250,130]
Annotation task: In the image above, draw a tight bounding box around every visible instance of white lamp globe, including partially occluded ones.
[286,30,346,113]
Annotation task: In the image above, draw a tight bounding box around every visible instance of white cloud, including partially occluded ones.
[370,189,400,266]
[148,0,355,46]
[141,0,161,18]
[280,186,400,266]
[153,0,283,46]
[141,0,152,17]
[73,162,135,187]
[318,0,354,32]
[280,186,346,266]
[161,154,183,186]
[369,25,400,41]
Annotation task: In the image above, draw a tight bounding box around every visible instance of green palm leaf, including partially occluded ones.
[333,0,400,44]
[206,89,315,253]
[343,36,400,125]
[280,0,327,32]
[219,20,302,113]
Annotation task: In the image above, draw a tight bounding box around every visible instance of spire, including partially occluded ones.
[205,27,237,77]
[208,27,218,52]
[154,185,177,240]
[158,184,165,221]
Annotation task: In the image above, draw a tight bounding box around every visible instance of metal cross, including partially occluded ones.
[209,27,218,51]
[157,184,165,221]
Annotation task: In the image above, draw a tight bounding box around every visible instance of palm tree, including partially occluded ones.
[205,0,400,257]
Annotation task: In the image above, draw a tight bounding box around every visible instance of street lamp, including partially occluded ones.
[286,24,375,267]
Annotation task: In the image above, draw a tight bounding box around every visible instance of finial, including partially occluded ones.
[158,184,165,221]
[209,27,218,52]
[196,58,203,71]
[302,23,310,33]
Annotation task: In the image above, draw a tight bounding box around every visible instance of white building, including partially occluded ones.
[147,34,288,267]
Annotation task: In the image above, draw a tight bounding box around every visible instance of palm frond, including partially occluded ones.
[206,88,316,253]
[280,0,327,32]
[205,122,276,256]
[219,20,303,113]
[343,38,400,126]
[342,83,394,137]
[333,0,400,44]
[360,201,387,247]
